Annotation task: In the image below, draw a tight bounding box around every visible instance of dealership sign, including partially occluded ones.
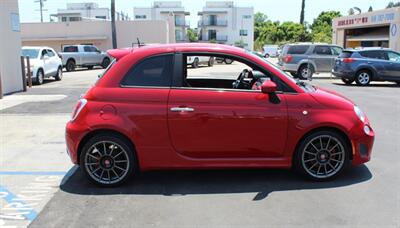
[337,12,395,27]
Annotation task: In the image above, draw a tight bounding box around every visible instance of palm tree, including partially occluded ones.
[300,0,305,24]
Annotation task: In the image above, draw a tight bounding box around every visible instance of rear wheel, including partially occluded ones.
[66,60,76,72]
[297,64,313,80]
[355,70,371,86]
[208,57,214,67]
[294,130,349,181]
[224,58,233,64]
[80,133,136,187]
[101,58,111,69]
[54,67,62,81]
[341,78,354,85]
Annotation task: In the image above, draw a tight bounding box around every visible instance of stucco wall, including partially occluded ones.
[0,0,23,95]
[21,20,173,52]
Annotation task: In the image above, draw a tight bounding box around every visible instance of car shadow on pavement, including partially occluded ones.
[332,82,399,88]
[60,165,372,201]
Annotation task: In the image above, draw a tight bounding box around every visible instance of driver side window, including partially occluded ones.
[182,54,272,92]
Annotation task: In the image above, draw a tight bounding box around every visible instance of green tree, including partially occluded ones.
[387,2,400,8]
[254,12,268,41]
[186,28,198,42]
[311,11,342,43]
[300,0,305,24]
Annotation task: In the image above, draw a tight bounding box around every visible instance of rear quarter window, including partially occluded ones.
[339,51,353,58]
[359,51,386,60]
[121,54,173,87]
[287,45,310,55]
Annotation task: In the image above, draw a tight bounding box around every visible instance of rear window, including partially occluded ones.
[339,51,353,58]
[63,46,78,52]
[359,51,386,60]
[287,45,310,55]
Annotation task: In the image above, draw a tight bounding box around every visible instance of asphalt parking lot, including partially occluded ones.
[1,62,399,228]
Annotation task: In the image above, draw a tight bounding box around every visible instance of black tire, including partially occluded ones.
[66,59,76,72]
[216,58,224,64]
[264,54,270,58]
[80,133,136,187]
[208,57,214,67]
[355,70,371,86]
[192,58,199,68]
[341,78,354,85]
[101,58,111,69]
[87,66,94,70]
[297,64,314,80]
[290,72,298,78]
[294,130,350,181]
[54,67,62,81]
[34,69,44,85]
[224,58,233,64]
[396,81,400,86]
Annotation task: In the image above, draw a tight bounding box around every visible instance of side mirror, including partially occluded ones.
[261,80,277,94]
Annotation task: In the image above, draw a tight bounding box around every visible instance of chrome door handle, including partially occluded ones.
[170,107,194,112]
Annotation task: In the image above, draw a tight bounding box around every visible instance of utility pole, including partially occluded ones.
[34,0,47,22]
[111,0,117,48]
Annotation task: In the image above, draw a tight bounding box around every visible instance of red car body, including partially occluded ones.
[65,43,374,184]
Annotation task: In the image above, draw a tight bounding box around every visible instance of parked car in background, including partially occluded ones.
[21,46,63,85]
[65,43,374,186]
[187,56,214,68]
[333,48,400,86]
[278,43,343,79]
[59,45,111,72]
[262,45,279,58]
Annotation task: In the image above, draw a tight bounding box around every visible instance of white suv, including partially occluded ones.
[22,46,63,85]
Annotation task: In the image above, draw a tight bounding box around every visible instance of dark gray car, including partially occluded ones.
[278,43,343,79]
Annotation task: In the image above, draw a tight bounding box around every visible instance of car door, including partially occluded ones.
[91,46,104,64]
[167,55,288,159]
[83,46,94,65]
[46,49,58,75]
[40,49,51,75]
[385,51,400,77]
[311,45,335,72]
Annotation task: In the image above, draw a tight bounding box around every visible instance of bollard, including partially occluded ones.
[27,57,32,88]
[20,56,27,92]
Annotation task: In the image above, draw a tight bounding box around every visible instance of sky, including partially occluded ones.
[18,0,389,26]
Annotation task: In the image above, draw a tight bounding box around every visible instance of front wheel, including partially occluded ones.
[341,78,354,85]
[208,57,214,67]
[80,134,136,187]
[35,69,44,85]
[294,131,349,181]
[192,58,199,68]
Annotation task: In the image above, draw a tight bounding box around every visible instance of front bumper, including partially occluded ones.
[350,123,374,166]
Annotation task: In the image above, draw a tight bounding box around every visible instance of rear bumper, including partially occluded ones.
[65,120,90,164]
[279,63,298,72]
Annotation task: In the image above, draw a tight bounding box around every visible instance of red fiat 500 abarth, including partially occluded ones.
[65,43,374,186]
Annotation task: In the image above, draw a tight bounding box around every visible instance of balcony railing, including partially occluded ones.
[201,35,228,42]
[198,19,228,27]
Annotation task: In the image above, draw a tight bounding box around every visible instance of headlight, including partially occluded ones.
[354,106,366,122]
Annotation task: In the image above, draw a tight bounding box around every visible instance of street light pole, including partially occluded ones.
[111,0,117,48]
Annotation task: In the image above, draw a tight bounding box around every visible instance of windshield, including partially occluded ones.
[248,51,315,92]
[22,49,40,59]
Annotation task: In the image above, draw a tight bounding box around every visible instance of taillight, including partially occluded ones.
[343,58,355,63]
[283,55,293,63]
[71,98,87,121]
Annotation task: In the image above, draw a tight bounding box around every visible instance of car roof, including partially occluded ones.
[107,43,245,60]
[346,47,391,52]
[22,46,52,49]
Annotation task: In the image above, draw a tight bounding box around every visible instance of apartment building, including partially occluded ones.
[198,1,254,50]
[134,1,190,42]
[51,3,112,22]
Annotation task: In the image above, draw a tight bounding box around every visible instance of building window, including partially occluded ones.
[95,16,106,19]
[135,15,146,19]
[69,17,81,22]
[240,29,248,36]
[61,17,67,22]
[243,15,251,19]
